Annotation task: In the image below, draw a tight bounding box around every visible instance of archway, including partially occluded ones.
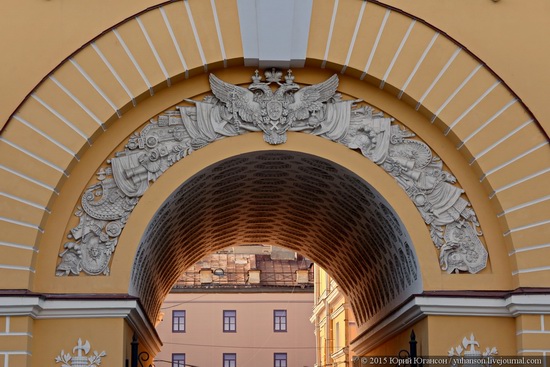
[1,0,549,365]
[130,149,423,328]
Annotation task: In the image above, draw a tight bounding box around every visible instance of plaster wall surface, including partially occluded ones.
[156,292,315,367]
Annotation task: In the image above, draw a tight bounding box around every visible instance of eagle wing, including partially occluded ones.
[209,74,261,123]
[288,74,339,120]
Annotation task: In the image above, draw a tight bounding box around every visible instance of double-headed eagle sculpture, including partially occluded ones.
[209,69,339,144]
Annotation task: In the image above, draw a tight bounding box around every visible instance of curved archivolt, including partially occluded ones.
[0,0,548,293]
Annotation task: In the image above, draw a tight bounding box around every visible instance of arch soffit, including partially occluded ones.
[122,137,428,324]
[1,0,548,288]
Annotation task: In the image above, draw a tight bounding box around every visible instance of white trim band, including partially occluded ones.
[458,98,518,149]
[512,266,550,276]
[0,265,35,273]
[471,118,534,164]
[0,164,57,194]
[49,75,105,130]
[446,81,501,136]
[321,0,339,69]
[30,94,91,144]
[352,293,550,355]
[0,297,161,353]
[113,29,154,96]
[431,64,483,123]
[0,241,37,252]
[91,42,136,107]
[398,32,439,99]
[0,136,67,176]
[69,58,121,118]
[183,0,207,71]
[416,47,462,110]
[361,8,391,80]
[342,0,367,74]
[160,7,189,79]
[0,191,49,213]
[210,0,227,67]
[509,243,550,256]
[136,16,171,87]
[12,114,78,160]
[381,19,416,89]
[481,141,548,182]
[498,195,550,217]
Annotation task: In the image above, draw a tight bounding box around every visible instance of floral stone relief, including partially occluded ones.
[56,69,488,276]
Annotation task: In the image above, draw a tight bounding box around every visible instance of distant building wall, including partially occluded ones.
[311,265,358,367]
[156,292,315,367]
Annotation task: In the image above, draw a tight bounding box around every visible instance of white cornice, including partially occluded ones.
[506,294,550,315]
[331,347,348,360]
[0,296,162,353]
[330,303,346,320]
[416,294,550,316]
[351,297,425,356]
[312,299,326,317]
[351,293,550,355]
[326,286,343,305]
[413,296,509,317]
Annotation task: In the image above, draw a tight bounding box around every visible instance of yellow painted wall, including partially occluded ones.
[318,265,328,300]
[363,316,516,357]
[32,318,126,367]
[515,315,550,353]
[1,0,546,297]
[365,319,429,356]
[1,0,549,363]
[0,316,33,367]
[332,311,347,353]
[2,0,547,134]
[428,316,516,355]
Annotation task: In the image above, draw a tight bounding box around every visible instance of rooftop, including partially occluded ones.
[171,249,314,291]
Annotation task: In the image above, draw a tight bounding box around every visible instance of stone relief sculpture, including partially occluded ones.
[448,333,498,367]
[55,339,106,367]
[56,69,487,276]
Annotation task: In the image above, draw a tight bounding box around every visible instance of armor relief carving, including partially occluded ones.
[448,333,498,367]
[55,338,106,367]
[56,69,488,277]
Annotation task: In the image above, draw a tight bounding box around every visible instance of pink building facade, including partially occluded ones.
[156,292,315,367]
[155,251,316,367]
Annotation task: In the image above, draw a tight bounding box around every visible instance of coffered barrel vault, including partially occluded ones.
[130,151,423,326]
[0,0,549,364]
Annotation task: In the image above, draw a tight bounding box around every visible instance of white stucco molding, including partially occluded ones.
[0,295,161,353]
[237,0,313,68]
[351,292,550,355]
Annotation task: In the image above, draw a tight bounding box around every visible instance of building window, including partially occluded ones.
[274,310,287,332]
[274,353,287,367]
[223,310,236,332]
[172,310,186,332]
[223,353,236,367]
[334,321,340,351]
[172,353,185,367]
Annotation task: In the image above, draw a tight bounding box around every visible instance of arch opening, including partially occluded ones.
[130,150,422,328]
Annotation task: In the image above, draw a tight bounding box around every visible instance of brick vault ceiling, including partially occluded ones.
[131,150,421,326]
